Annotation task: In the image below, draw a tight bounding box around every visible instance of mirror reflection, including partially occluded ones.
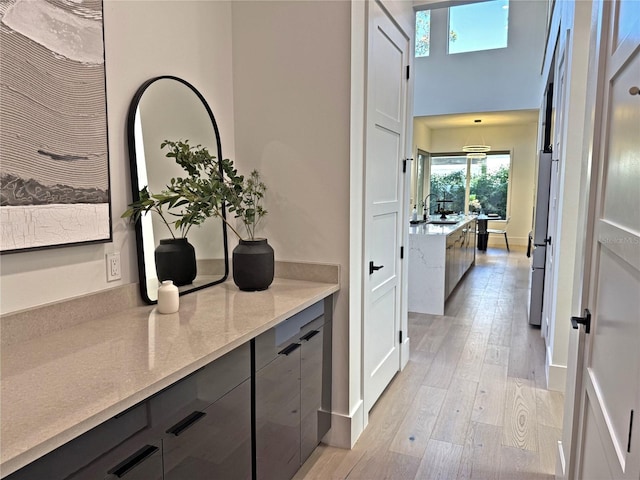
[127,76,228,303]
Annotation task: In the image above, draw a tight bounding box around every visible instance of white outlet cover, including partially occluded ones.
[106,252,121,282]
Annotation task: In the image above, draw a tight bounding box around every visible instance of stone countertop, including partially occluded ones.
[0,278,339,476]
[409,215,476,236]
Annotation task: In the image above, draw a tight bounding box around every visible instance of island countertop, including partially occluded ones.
[0,277,339,476]
[409,215,476,235]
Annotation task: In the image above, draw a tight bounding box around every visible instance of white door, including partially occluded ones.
[573,1,640,478]
[363,0,409,414]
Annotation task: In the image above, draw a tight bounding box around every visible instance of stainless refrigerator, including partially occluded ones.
[528,151,553,326]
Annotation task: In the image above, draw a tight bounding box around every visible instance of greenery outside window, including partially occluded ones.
[429,152,511,219]
[415,10,431,57]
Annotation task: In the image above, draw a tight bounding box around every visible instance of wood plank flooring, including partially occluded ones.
[296,247,562,480]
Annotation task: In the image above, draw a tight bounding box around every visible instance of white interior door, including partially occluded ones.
[574,1,640,478]
[363,0,408,414]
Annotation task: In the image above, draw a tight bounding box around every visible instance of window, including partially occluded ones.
[448,0,509,54]
[415,10,430,57]
[429,153,511,218]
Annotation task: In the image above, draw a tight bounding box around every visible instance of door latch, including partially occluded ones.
[369,261,384,275]
[570,308,591,334]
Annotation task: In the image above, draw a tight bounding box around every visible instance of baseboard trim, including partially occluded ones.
[323,400,364,449]
[556,440,566,478]
[401,337,410,370]
[546,347,567,392]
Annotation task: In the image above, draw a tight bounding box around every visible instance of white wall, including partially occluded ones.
[416,122,538,246]
[0,1,236,314]
[413,0,548,116]
[230,0,354,445]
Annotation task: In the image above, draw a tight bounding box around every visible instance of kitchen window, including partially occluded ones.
[428,152,511,219]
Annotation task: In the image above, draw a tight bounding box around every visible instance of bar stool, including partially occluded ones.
[487,217,510,251]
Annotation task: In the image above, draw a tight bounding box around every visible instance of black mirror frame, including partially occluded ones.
[126,75,229,304]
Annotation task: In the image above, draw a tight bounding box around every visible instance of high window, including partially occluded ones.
[429,152,511,218]
[415,10,431,57]
[448,0,509,54]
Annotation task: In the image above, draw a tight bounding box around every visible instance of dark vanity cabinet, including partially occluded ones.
[5,300,331,480]
[155,343,252,480]
[7,401,162,480]
[254,300,332,480]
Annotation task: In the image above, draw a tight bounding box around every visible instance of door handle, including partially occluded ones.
[369,261,384,275]
[570,309,591,334]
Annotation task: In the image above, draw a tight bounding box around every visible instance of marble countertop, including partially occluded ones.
[409,215,476,236]
[0,278,339,476]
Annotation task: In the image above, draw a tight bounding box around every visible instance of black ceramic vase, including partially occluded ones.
[233,239,274,291]
[155,238,197,286]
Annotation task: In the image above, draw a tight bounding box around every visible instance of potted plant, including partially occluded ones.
[223,169,273,291]
[122,139,273,291]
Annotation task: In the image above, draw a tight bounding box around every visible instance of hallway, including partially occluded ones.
[297,247,564,479]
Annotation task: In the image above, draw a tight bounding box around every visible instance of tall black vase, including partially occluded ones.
[233,239,274,291]
[155,238,197,287]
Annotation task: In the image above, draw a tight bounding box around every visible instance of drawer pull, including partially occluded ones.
[108,444,158,478]
[166,410,207,436]
[300,330,320,342]
[278,343,301,356]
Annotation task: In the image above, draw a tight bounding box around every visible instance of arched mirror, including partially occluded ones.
[127,76,228,304]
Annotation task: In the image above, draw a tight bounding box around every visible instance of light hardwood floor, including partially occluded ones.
[296,246,564,480]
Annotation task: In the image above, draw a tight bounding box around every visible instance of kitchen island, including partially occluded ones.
[408,216,476,315]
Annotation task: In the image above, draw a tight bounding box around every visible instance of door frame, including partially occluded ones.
[361,0,413,421]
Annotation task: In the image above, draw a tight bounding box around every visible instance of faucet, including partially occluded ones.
[423,194,433,220]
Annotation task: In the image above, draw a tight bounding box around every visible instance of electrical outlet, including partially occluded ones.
[106,252,121,282]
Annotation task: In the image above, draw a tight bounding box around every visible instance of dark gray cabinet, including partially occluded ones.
[255,339,301,480]
[254,299,331,480]
[157,343,252,480]
[5,300,331,480]
[6,401,157,480]
[445,220,476,299]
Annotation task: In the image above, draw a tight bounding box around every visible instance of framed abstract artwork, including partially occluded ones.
[0,0,111,253]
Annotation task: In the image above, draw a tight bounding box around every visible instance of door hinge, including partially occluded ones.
[570,308,591,334]
[400,246,404,259]
[628,410,634,453]
[399,330,403,343]
[406,65,410,80]
[402,158,413,173]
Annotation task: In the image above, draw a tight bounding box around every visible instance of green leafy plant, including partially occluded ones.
[224,170,267,241]
[122,139,267,241]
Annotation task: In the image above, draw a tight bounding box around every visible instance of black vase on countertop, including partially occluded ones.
[232,239,274,291]
[155,238,197,286]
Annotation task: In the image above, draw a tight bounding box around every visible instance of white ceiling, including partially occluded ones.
[414,109,539,130]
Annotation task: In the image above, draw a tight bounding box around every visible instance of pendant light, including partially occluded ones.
[462,119,491,153]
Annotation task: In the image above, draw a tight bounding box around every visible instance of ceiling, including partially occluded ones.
[414,109,539,130]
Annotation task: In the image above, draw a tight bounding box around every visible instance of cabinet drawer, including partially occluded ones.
[255,301,324,371]
[6,403,149,480]
[255,350,301,480]
[148,342,250,423]
[71,436,163,480]
[163,379,252,480]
